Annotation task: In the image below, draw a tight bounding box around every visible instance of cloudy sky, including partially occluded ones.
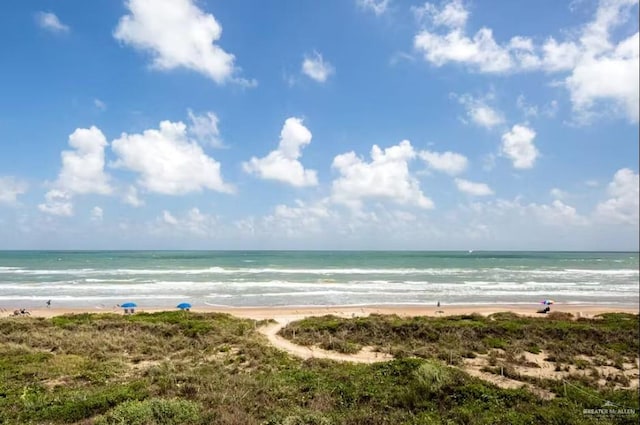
[0,0,638,250]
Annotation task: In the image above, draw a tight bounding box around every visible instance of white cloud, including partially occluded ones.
[0,177,28,205]
[419,150,468,175]
[263,199,334,237]
[540,38,581,72]
[112,120,234,195]
[595,168,639,225]
[550,188,567,200]
[123,186,144,207]
[301,52,335,83]
[468,197,588,228]
[331,140,434,209]
[413,0,639,122]
[114,0,252,86]
[188,110,223,148]
[357,0,391,16]
[242,117,318,187]
[56,127,112,195]
[518,97,560,119]
[233,200,439,246]
[414,26,514,73]
[40,126,112,216]
[36,12,70,33]
[500,124,539,169]
[454,93,505,129]
[566,32,639,123]
[91,206,104,222]
[153,207,218,237]
[38,190,73,217]
[162,210,178,225]
[454,178,494,196]
[530,200,588,226]
[412,0,468,28]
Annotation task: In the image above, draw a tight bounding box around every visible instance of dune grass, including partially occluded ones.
[280,312,639,363]
[0,311,638,424]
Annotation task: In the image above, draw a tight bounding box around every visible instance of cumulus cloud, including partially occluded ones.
[38,190,73,217]
[500,124,539,169]
[453,93,505,129]
[35,12,69,33]
[56,127,112,195]
[413,0,639,122]
[595,168,639,225]
[0,177,28,205]
[40,127,112,216]
[188,110,223,148]
[454,178,494,196]
[414,25,515,73]
[331,140,433,209]
[112,120,234,195]
[357,0,391,15]
[114,0,253,86]
[419,150,468,175]
[301,52,335,83]
[242,117,318,187]
[567,32,639,123]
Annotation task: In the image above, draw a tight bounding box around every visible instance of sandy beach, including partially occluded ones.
[7,304,638,322]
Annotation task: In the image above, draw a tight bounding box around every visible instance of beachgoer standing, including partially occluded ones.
[437,301,440,308]
[46,299,51,308]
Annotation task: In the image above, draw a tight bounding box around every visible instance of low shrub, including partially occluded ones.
[94,398,202,425]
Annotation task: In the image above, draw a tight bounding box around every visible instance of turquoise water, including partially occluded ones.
[0,251,638,308]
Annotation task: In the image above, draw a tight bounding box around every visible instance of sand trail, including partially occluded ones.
[257,319,393,364]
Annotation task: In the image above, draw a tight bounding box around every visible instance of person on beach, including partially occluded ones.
[46,299,51,308]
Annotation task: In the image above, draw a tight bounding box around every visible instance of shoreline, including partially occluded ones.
[6,304,638,321]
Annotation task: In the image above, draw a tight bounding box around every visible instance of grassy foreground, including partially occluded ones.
[0,311,637,424]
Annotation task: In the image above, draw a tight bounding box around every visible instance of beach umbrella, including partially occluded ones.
[176,302,192,310]
[540,300,555,305]
[120,302,137,308]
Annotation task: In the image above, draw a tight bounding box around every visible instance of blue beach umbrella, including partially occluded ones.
[176,302,192,310]
[120,302,137,308]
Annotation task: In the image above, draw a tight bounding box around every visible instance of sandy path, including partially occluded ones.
[257,319,393,363]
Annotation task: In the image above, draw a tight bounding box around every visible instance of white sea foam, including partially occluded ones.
[3,266,637,278]
[1,254,638,309]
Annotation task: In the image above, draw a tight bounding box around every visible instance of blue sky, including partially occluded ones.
[0,0,638,250]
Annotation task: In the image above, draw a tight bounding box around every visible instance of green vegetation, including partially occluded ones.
[0,311,638,424]
[281,312,639,362]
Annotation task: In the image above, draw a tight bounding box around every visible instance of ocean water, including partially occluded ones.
[0,251,638,309]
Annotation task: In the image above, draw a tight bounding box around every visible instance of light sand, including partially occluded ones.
[6,304,637,321]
